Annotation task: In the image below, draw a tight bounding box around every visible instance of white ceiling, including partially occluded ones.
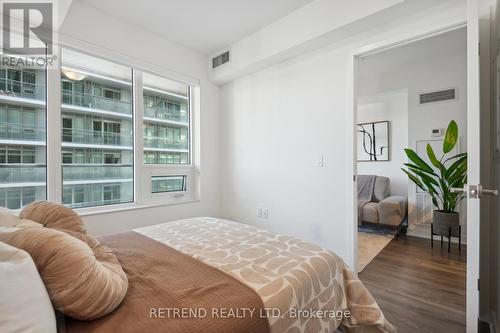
[358,27,467,70]
[76,0,315,55]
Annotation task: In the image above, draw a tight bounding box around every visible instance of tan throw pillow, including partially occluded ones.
[2,227,128,320]
[19,201,86,234]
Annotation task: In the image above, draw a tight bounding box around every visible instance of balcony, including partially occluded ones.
[143,136,189,150]
[62,128,132,147]
[0,166,46,184]
[62,165,133,182]
[144,105,188,124]
[0,79,45,101]
[0,122,45,142]
[62,90,132,115]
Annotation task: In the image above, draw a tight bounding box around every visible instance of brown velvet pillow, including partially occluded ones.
[1,227,128,320]
[19,201,86,234]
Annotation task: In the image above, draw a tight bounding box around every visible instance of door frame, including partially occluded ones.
[345,21,482,332]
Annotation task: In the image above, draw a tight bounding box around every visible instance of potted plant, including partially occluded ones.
[401,120,467,238]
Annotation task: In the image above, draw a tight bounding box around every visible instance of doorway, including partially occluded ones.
[353,27,468,332]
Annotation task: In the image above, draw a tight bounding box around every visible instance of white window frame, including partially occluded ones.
[43,44,200,215]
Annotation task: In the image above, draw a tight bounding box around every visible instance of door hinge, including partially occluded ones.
[353,175,356,182]
[478,278,480,291]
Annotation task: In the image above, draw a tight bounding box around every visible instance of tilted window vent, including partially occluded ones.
[419,88,456,104]
[212,51,230,69]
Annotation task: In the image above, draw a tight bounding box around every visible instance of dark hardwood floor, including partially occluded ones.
[358,236,466,333]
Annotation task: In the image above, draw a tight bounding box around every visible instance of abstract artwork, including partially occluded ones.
[357,121,390,161]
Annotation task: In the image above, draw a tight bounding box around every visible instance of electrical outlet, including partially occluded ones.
[256,207,262,217]
[262,208,268,219]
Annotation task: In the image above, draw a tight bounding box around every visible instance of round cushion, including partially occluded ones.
[2,227,128,320]
[19,201,86,234]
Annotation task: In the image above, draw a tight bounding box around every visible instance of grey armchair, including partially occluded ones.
[358,175,407,228]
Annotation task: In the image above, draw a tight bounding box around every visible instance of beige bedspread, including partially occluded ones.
[135,217,395,333]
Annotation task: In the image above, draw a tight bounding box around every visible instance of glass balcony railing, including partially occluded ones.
[0,166,46,183]
[0,78,45,101]
[62,90,132,115]
[0,122,46,141]
[62,165,133,181]
[68,197,127,209]
[62,128,132,147]
[143,136,189,150]
[144,105,188,124]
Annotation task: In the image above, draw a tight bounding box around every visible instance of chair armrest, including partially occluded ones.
[378,196,407,226]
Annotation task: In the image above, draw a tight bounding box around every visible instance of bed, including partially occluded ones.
[60,217,395,333]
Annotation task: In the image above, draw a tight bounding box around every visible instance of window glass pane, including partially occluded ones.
[7,188,21,209]
[7,148,21,163]
[143,72,190,165]
[151,176,186,193]
[62,151,72,164]
[61,49,133,208]
[22,148,35,164]
[62,186,72,204]
[21,187,36,206]
[0,55,47,210]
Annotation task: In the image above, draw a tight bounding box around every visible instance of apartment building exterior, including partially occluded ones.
[0,61,189,209]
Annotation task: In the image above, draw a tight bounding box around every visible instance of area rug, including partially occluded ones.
[357,226,396,273]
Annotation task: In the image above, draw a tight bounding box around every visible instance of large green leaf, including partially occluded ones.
[404,149,434,173]
[444,155,467,180]
[401,168,426,192]
[448,162,467,185]
[404,163,438,176]
[443,120,458,153]
[408,166,439,187]
[426,144,445,172]
[449,175,467,189]
[444,152,467,163]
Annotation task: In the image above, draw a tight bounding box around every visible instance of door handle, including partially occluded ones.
[482,188,498,196]
[451,187,467,193]
[450,185,498,197]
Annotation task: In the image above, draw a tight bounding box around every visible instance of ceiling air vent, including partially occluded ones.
[212,51,230,69]
[419,88,456,104]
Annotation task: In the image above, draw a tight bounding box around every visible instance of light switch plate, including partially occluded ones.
[314,155,324,167]
[256,207,262,217]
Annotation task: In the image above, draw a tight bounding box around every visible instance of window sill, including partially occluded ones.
[74,197,200,217]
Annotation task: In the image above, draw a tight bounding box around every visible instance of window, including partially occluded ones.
[0,55,48,210]
[151,176,186,193]
[22,149,35,164]
[0,47,197,211]
[61,49,133,209]
[142,72,190,165]
[104,87,121,100]
[141,72,194,202]
[62,152,72,164]
[7,148,21,164]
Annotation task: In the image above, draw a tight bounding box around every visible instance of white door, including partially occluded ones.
[466,0,498,332]
[466,0,480,328]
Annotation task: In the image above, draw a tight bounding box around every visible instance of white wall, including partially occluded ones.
[60,2,221,235]
[219,2,466,267]
[357,90,409,196]
[357,34,467,228]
